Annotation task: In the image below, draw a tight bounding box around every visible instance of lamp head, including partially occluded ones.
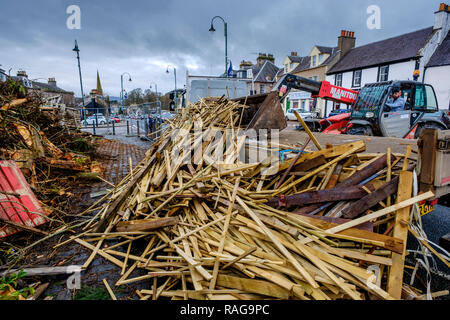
[209,24,216,33]
[166,69,169,74]
[72,40,79,52]
[129,77,132,82]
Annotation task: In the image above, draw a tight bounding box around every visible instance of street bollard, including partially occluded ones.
[112,121,116,135]
[92,122,96,135]
[137,120,140,137]
[127,120,130,135]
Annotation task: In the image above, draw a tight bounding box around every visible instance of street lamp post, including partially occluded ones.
[209,16,228,76]
[150,82,161,136]
[166,66,177,112]
[72,40,86,120]
[120,72,132,115]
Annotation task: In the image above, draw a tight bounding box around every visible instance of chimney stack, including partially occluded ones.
[17,70,28,78]
[291,51,298,56]
[434,3,450,43]
[48,77,57,87]
[256,53,275,66]
[338,30,356,57]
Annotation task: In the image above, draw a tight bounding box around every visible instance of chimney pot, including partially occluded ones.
[291,51,298,56]
[438,3,448,11]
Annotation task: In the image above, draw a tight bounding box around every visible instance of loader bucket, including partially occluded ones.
[233,91,287,131]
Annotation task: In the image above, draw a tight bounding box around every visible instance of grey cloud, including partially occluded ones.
[0,0,443,96]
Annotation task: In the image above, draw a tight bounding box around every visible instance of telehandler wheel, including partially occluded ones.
[347,126,373,136]
[414,122,445,139]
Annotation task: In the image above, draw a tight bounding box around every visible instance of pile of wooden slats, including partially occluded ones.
[73,97,436,300]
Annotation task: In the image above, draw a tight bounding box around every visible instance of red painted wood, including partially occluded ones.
[0,161,49,238]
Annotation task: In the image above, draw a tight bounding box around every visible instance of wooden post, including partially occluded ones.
[418,129,437,191]
[293,110,322,150]
[387,170,413,299]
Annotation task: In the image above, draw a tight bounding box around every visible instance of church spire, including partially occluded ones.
[96,70,103,96]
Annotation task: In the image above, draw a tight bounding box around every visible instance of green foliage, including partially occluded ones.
[74,157,88,166]
[0,269,36,300]
[73,286,110,300]
[0,79,27,98]
[67,138,94,153]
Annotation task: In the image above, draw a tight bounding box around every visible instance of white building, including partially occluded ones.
[0,68,7,82]
[326,3,450,116]
[425,32,450,109]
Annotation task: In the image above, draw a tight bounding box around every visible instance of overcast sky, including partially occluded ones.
[0,0,444,97]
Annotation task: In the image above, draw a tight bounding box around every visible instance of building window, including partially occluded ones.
[335,73,343,87]
[352,70,362,88]
[260,84,265,94]
[290,63,293,71]
[378,65,389,82]
[312,56,317,67]
[319,55,323,63]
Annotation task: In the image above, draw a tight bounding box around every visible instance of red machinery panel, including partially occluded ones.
[0,161,48,238]
[315,81,359,105]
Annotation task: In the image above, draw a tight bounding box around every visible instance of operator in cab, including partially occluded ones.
[385,86,406,112]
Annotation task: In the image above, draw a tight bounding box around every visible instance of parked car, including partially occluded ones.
[111,117,120,123]
[161,111,176,121]
[82,116,107,126]
[328,109,351,117]
[285,108,314,121]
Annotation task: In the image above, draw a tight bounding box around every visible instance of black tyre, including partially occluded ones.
[414,122,445,139]
[347,126,373,136]
[100,121,106,125]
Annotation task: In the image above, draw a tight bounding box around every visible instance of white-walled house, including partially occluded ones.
[0,68,7,82]
[325,3,450,116]
[424,32,450,109]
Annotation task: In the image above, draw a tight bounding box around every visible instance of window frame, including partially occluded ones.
[335,73,343,87]
[352,70,362,88]
[377,65,389,82]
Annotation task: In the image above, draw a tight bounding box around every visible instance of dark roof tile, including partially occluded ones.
[288,55,304,63]
[328,27,434,74]
[291,56,311,73]
[253,61,281,82]
[316,46,335,54]
[426,32,450,67]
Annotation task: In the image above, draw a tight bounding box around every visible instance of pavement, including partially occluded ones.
[81,121,155,150]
